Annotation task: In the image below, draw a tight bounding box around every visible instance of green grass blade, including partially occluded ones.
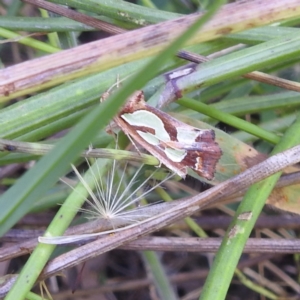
[177,97,280,144]
[47,0,180,24]
[0,16,96,31]
[0,27,60,53]
[199,115,300,300]
[142,251,178,300]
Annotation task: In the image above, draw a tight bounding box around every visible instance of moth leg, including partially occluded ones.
[105,125,119,145]
[105,120,119,135]
[126,134,142,155]
[106,121,142,155]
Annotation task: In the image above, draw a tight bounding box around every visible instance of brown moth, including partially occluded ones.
[106,90,222,180]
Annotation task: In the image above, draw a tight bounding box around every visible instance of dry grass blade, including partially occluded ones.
[1,0,299,100]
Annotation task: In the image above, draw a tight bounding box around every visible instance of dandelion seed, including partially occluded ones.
[75,160,162,223]
[39,158,173,245]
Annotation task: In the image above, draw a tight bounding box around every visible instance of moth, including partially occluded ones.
[104,90,222,180]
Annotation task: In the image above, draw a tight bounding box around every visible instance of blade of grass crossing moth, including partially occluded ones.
[5,2,226,299]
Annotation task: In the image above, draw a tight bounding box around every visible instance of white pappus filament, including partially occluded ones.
[39,159,172,245]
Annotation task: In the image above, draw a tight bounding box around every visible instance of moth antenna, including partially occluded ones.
[100,73,134,102]
[116,74,120,89]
